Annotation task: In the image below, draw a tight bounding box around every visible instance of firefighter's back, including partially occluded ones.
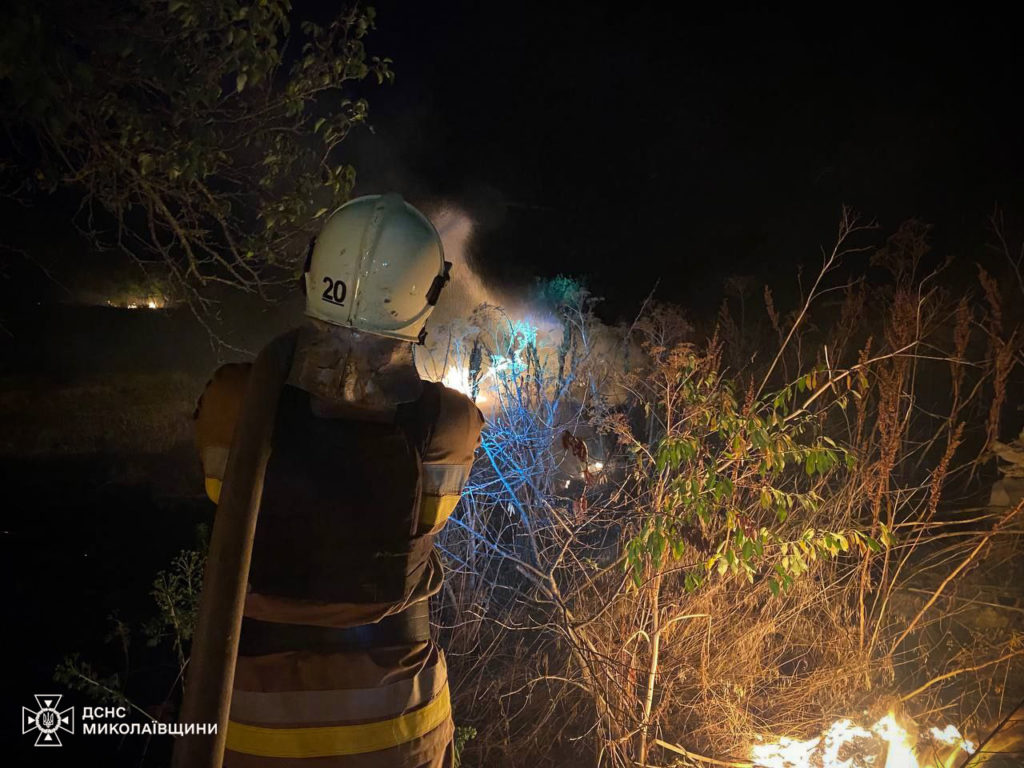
[195,368,482,767]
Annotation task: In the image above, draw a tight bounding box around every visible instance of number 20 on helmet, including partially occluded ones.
[304,194,451,343]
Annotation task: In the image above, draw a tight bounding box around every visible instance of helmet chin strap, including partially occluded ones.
[418,260,453,345]
[299,235,317,296]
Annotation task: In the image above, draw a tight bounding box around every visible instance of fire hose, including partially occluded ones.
[172,334,294,768]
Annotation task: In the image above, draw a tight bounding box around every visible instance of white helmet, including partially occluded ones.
[303,194,451,343]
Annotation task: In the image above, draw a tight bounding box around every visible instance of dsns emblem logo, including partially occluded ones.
[22,694,75,747]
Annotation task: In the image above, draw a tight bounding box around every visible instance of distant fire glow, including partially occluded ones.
[750,713,975,768]
[107,297,164,310]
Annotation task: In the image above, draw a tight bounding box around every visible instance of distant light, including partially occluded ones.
[116,297,163,310]
[564,480,571,488]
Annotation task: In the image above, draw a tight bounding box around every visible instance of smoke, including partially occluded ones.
[415,201,568,398]
[427,203,492,325]
[414,202,486,383]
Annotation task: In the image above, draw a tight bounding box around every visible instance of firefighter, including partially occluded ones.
[181,194,484,767]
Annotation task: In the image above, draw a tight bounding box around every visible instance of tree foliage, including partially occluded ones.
[616,316,886,596]
[0,0,392,306]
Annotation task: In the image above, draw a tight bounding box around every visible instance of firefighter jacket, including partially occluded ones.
[193,330,483,767]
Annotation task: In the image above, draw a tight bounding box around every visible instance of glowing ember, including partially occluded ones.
[750,713,975,768]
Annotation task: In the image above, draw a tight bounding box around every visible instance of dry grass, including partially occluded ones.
[435,216,1024,767]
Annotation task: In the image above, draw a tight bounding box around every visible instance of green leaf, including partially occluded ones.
[753,536,764,557]
[236,72,248,92]
[768,578,780,597]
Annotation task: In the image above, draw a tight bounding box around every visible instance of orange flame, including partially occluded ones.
[750,712,975,768]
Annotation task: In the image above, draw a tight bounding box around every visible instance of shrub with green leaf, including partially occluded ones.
[54,529,207,722]
[436,215,1022,767]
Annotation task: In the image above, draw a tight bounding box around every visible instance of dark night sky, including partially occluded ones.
[342,3,1023,315]
[3,4,1022,321]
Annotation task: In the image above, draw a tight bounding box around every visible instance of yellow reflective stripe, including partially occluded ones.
[231,661,447,724]
[200,445,230,483]
[419,494,460,532]
[226,684,450,758]
[421,463,471,496]
[204,477,222,504]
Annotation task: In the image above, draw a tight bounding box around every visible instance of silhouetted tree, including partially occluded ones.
[0,0,391,309]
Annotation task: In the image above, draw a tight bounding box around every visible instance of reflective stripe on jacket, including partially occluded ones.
[194,345,482,766]
[223,644,453,767]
